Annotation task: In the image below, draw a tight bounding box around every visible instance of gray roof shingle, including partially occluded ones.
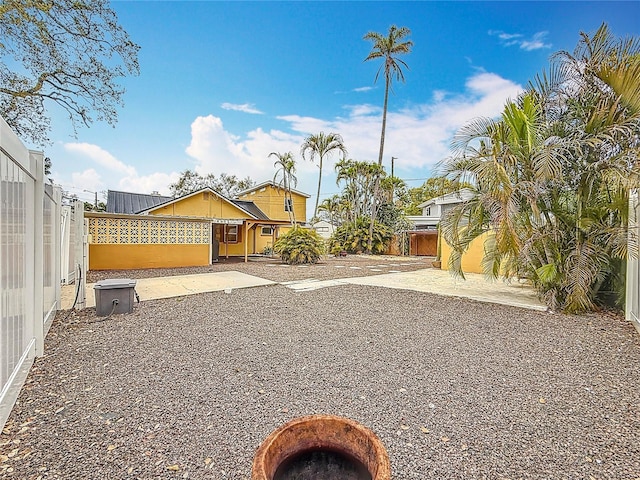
[107,190,172,214]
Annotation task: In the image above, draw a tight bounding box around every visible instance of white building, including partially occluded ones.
[405,189,475,256]
[407,188,476,230]
[313,220,336,239]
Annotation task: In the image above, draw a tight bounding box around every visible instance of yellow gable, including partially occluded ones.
[149,191,250,219]
[238,184,307,222]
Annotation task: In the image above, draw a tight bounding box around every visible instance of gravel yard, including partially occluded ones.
[86,254,433,284]
[2,258,640,479]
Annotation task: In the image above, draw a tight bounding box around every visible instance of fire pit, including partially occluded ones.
[251,414,391,480]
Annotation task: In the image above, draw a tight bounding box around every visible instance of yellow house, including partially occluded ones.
[236,181,308,224]
[87,184,309,270]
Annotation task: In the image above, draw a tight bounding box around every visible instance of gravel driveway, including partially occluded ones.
[2,257,640,479]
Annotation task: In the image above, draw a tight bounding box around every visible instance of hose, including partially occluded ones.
[62,264,82,322]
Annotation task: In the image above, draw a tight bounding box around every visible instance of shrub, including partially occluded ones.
[273,227,325,265]
[329,217,392,254]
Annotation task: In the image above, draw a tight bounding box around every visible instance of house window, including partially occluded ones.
[424,206,431,216]
[284,198,293,212]
[261,226,273,236]
[224,225,241,243]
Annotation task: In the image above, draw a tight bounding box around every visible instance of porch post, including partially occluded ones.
[244,222,249,263]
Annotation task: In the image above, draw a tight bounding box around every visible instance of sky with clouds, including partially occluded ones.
[31,1,640,215]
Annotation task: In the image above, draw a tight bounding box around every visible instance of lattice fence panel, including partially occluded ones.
[88,218,210,244]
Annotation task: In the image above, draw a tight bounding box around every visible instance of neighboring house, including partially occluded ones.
[88,183,309,270]
[405,188,475,256]
[312,220,335,239]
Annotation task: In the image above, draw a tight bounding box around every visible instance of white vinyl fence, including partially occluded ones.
[0,116,63,429]
[626,190,639,333]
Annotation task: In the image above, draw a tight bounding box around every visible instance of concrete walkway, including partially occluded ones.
[283,268,547,311]
[61,271,275,309]
[62,268,546,312]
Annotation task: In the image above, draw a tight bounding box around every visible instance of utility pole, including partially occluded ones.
[83,189,98,210]
[391,156,397,179]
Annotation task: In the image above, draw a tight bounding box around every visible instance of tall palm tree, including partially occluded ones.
[301,132,348,221]
[270,151,298,226]
[363,25,413,166]
[363,25,412,252]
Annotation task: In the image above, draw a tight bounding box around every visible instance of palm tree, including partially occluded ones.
[301,132,348,221]
[363,25,413,166]
[441,25,640,313]
[363,25,412,252]
[317,195,342,227]
[271,151,298,226]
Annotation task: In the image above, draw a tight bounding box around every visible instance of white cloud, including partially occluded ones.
[353,86,374,92]
[489,30,551,51]
[185,115,309,184]
[185,71,523,201]
[119,171,181,196]
[61,142,180,196]
[59,70,523,210]
[64,142,137,177]
[221,102,263,114]
[70,169,103,193]
[520,32,552,51]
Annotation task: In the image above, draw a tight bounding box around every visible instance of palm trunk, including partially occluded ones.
[369,76,390,252]
[313,157,323,221]
[367,174,382,253]
[377,76,390,166]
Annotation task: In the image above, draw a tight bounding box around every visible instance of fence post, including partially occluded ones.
[53,186,63,309]
[31,151,45,356]
[74,201,87,309]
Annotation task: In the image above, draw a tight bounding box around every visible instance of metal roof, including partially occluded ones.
[107,189,271,221]
[230,199,270,220]
[106,190,173,214]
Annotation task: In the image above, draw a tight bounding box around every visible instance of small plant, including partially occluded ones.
[273,227,325,265]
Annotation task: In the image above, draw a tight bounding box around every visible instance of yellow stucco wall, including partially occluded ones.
[440,231,490,274]
[239,185,307,223]
[215,225,288,256]
[89,244,209,270]
[149,191,247,219]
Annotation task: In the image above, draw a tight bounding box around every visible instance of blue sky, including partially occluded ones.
[40,1,640,214]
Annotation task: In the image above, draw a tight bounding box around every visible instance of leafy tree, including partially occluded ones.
[203,172,255,197]
[169,170,255,197]
[274,227,325,265]
[84,201,106,212]
[317,195,343,226]
[334,159,386,222]
[441,24,640,313]
[0,0,140,145]
[170,170,204,197]
[301,132,348,221]
[330,217,392,255]
[271,151,298,225]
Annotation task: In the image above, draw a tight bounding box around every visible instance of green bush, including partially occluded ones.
[329,217,392,254]
[273,227,325,265]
